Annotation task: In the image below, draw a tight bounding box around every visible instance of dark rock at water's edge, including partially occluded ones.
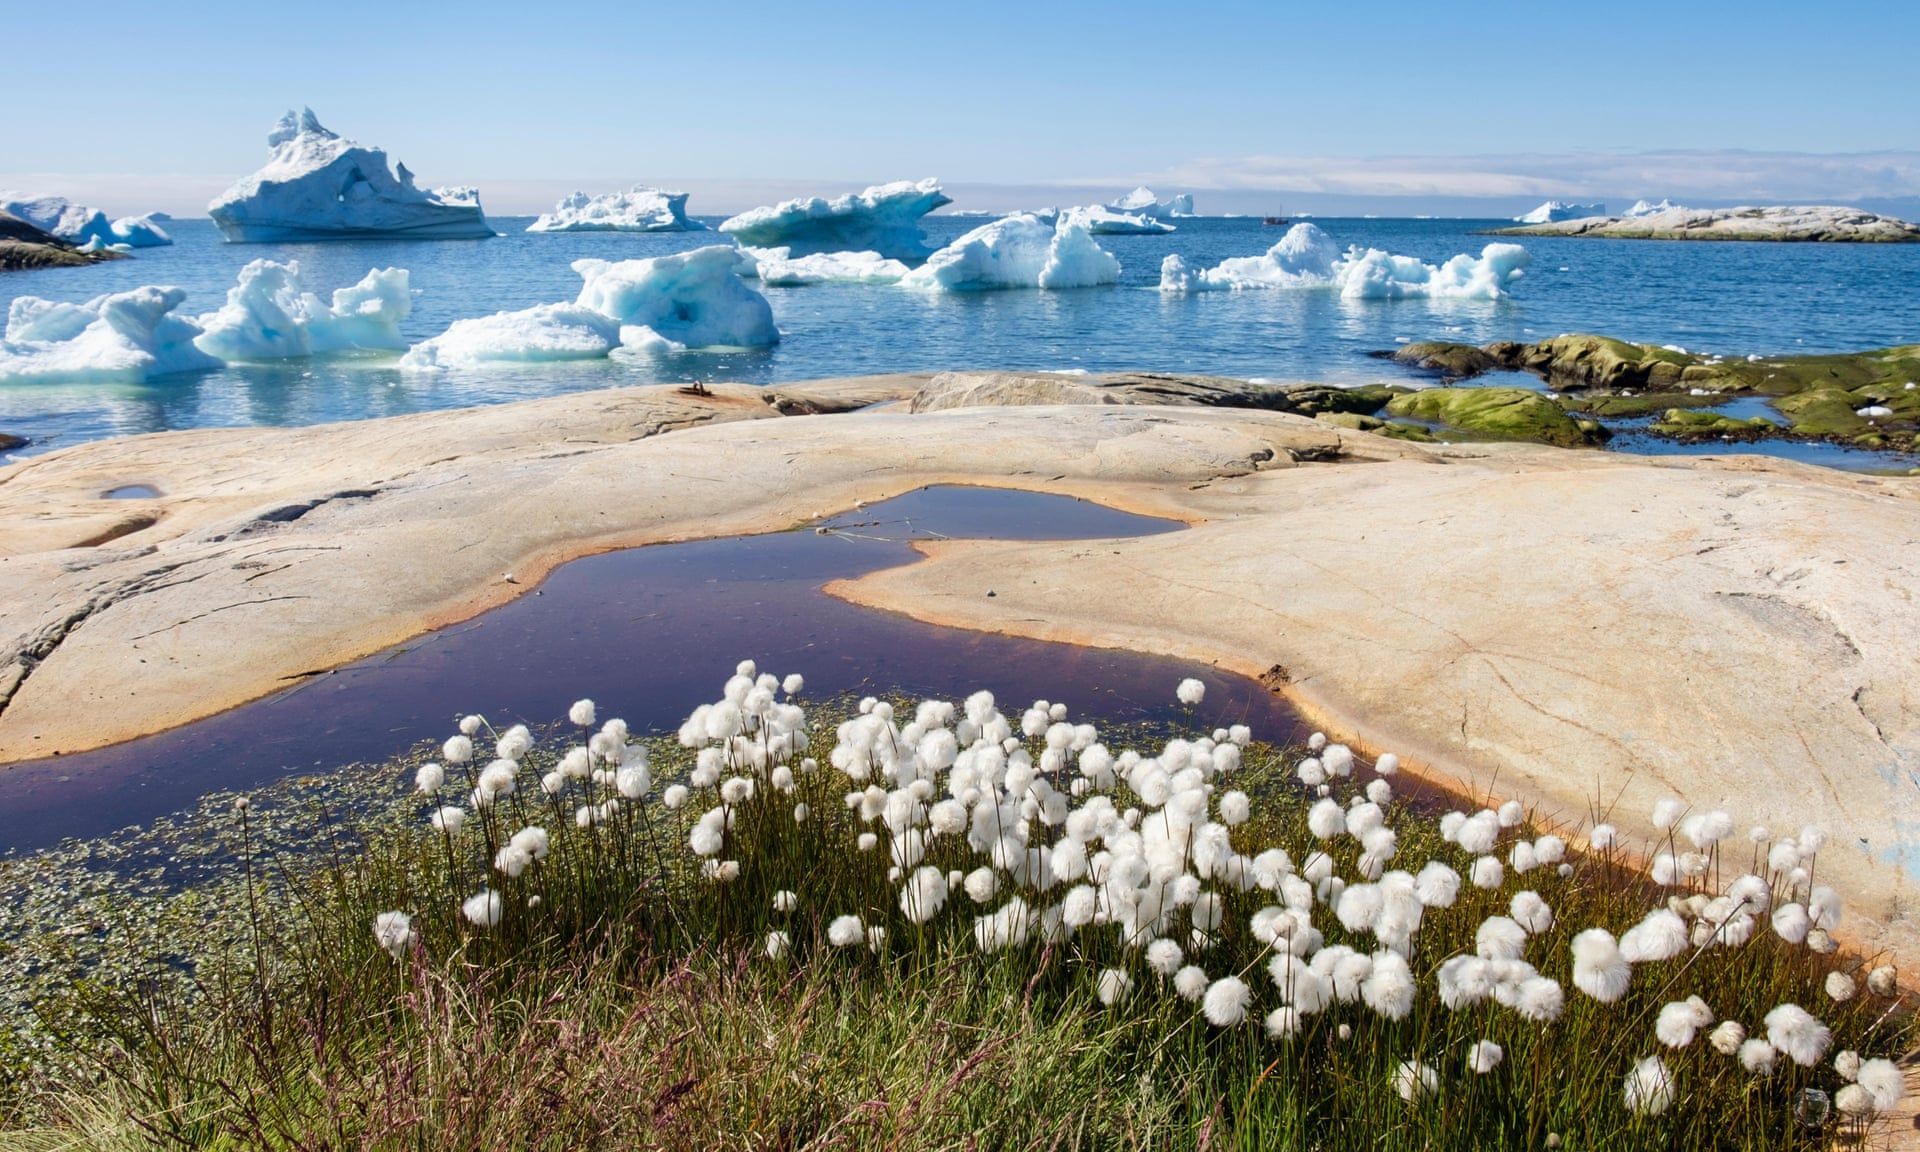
[1375,334,1920,454]
[0,210,125,271]
[0,434,25,452]
[907,370,1407,419]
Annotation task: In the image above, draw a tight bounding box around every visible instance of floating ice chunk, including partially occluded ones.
[398,304,621,369]
[739,247,909,286]
[1108,187,1196,218]
[719,179,950,259]
[1623,198,1688,218]
[1,288,221,385]
[194,260,411,361]
[902,213,1120,292]
[402,244,777,365]
[1059,205,1174,235]
[1515,200,1607,224]
[527,187,706,233]
[573,246,778,347]
[209,108,493,242]
[0,194,173,248]
[1159,223,1527,300]
[1857,405,1893,418]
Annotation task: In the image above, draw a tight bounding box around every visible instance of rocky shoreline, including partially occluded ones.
[1491,204,1920,242]
[0,210,125,271]
[1,371,1918,964]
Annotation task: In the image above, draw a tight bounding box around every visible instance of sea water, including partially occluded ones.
[2,216,1916,460]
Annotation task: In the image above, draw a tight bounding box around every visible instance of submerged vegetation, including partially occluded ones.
[0,666,1909,1150]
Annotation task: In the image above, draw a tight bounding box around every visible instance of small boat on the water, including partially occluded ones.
[1262,215,1290,226]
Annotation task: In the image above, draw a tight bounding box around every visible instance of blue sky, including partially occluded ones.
[5,0,1917,216]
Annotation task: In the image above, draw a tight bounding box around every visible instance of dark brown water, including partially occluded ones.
[0,486,1304,853]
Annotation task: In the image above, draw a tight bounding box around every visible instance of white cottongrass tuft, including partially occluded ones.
[1738,1038,1777,1075]
[1391,1060,1439,1103]
[1763,1003,1832,1067]
[1655,996,1714,1048]
[1097,968,1134,1006]
[430,806,466,836]
[1264,1006,1301,1039]
[765,930,791,960]
[413,763,445,793]
[773,890,798,912]
[1202,976,1251,1027]
[1652,798,1684,830]
[1467,1039,1503,1075]
[1174,965,1209,1002]
[1571,928,1631,1004]
[1868,965,1899,997]
[1825,970,1856,1003]
[900,865,949,923]
[1175,678,1206,706]
[1375,752,1400,776]
[1858,1058,1905,1113]
[1589,823,1616,849]
[372,911,416,959]
[442,735,474,764]
[461,889,503,928]
[568,698,596,727]
[1708,1020,1746,1056]
[1622,1056,1676,1115]
[827,914,865,948]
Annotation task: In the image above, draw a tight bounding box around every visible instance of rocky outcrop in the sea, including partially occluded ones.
[906,370,1400,421]
[0,210,125,271]
[1386,333,1920,452]
[1384,387,1609,448]
[1493,205,1920,242]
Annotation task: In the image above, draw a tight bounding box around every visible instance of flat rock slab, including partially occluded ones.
[1493,204,1920,242]
[4,372,1920,966]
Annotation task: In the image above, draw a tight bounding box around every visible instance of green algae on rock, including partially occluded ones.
[1384,387,1609,448]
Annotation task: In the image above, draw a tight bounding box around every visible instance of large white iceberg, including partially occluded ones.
[1057,205,1174,235]
[527,187,706,233]
[719,179,951,259]
[902,213,1120,291]
[1,288,221,385]
[194,260,411,361]
[1159,222,1528,300]
[1107,187,1196,219]
[1622,198,1688,218]
[208,109,493,242]
[0,194,172,249]
[402,244,777,368]
[1515,200,1607,224]
[737,247,909,286]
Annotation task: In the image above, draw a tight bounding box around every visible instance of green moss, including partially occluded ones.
[1377,341,1498,380]
[1383,388,1607,448]
[1646,408,1783,441]
[1314,412,1439,442]
[1559,392,1718,418]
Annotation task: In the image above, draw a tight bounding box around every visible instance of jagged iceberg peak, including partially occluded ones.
[1057,204,1174,235]
[1107,186,1196,219]
[527,186,707,233]
[719,178,952,259]
[209,109,494,243]
[1159,221,1528,300]
[0,193,172,249]
[1515,200,1607,224]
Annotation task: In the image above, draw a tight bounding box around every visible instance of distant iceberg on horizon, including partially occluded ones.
[719,179,951,259]
[0,194,172,250]
[902,213,1120,292]
[528,187,706,233]
[1515,200,1607,224]
[1107,186,1196,219]
[1622,198,1688,218]
[208,109,494,243]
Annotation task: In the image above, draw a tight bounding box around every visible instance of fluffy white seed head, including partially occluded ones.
[1392,1060,1439,1104]
[1623,1056,1675,1115]
[1175,678,1206,706]
[372,911,416,959]
[1467,1039,1503,1075]
[1763,1003,1832,1067]
[1202,976,1251,1027]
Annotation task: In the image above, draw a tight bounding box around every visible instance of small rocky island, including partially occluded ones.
[1494,204,1920,242]
[0,210,125,271]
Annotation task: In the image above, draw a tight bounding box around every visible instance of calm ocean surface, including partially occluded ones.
[3,215,1917,456]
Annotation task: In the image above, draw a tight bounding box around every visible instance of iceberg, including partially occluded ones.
[1107,187,1196,219]
[1058,205,1174,235]
[527,187,706,233]
[719,179,950,259]
[0,193,172,248]
[1158,222,1528,300]
[1,287,221,385]
[902,213,1121,292]
[208,109,494,242]
[194,260,411,361]
[1515,200,1607,224]
[737,247,909,286]
[398,305,621,369]
[1622,198,1688,218]
[403,244,777,367]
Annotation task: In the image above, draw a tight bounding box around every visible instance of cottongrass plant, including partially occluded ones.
[18,662,1912,1151]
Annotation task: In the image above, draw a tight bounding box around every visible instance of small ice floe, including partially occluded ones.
[1662,344,1689,354]
[1857,405,1893,418]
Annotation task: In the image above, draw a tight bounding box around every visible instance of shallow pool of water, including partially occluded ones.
[0,486,1304,853]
